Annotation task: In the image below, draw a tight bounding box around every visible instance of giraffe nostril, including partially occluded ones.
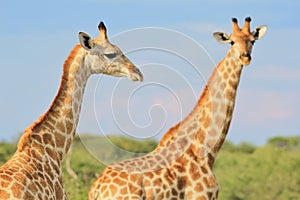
[128,67,143,82]
[241,52,251,58]
[240,53,252,66]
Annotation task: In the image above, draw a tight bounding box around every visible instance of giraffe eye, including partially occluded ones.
[230,41,235,45]
[104,53,117,59]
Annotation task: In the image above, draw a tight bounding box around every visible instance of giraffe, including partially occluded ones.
[89,17,267,200]
[0,21,143,200]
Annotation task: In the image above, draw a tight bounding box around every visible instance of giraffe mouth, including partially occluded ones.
[240,54,251,66]
[103,65,143,82]
[127,67,143,82]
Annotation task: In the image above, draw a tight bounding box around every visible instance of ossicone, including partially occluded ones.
[97,21,108,40]
[98,21,106,32]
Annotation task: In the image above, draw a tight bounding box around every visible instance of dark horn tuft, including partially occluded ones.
[232,18,238,23]
[98,21,106,30]
[245,17,251,22]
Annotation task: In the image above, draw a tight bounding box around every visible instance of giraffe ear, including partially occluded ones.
[78,32,94,51]
[213,32,231,44]
[252,25,267,40]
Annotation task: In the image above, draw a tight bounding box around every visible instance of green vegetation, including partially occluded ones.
[0,142,17,166]
[0,135,299,199]
[215,137,300,200]
[63,134,157,199]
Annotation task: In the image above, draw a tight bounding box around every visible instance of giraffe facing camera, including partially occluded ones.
[213,17,267,66]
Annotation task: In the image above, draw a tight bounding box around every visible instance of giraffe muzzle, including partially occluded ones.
[240,53,251,66]
[128,67,143,82]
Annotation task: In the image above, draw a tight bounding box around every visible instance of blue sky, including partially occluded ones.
[0,1,299,145]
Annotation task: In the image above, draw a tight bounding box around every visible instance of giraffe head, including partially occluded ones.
[78,22,143,81]
[213,17,267,66]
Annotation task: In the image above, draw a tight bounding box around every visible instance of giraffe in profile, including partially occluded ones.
[89,17,267,200]
[0,21,143,200]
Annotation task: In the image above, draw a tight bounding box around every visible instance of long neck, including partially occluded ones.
[155,46,243,165]
[198,46,243,160]
[17,44,90,165]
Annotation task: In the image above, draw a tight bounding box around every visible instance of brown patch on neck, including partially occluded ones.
[17,44,83,151]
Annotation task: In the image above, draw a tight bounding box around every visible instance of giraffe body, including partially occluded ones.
[89,17,267,200]
[0,22,143,199]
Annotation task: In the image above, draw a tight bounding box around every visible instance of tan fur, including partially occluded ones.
[18,44,82,151]
[1,22,143,200]
[89,17,267,200]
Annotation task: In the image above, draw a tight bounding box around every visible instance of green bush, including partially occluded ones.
[215,141,300,200]
[0,143,16,165]
[0,135,299,199]
[268,136,300,149]
[62,135,158,199]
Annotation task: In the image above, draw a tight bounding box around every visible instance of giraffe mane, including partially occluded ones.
[157,84,210,148]
[17,44,83,151]
[156,59,224,151]
[156,123,180,147]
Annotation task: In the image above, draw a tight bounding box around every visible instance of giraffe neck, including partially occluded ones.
[155,46,243,166]
[108,47,243,173]
[17,44,91,166]
[198,46,243,161]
